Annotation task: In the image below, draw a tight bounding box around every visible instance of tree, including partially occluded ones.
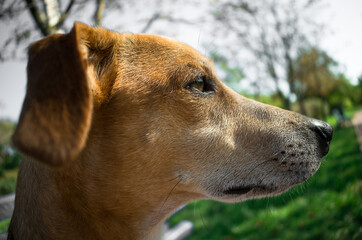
[357,74,362,104]
[0,0,104,60]
[211,0,325,109]
[0,0,206,61]
[328,74,355,109]
[294,47,338,118]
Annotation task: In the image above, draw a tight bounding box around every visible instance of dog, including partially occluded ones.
[9,22,332,239]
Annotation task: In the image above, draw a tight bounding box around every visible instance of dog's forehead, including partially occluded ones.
[114,33,216,87]
[121,33,210,66]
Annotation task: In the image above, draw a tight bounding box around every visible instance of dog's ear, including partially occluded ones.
[12,22,116,166]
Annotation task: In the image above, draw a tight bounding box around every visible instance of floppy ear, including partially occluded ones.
[12,22,102,166]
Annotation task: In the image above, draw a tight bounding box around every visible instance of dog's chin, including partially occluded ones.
[208,157,323,203]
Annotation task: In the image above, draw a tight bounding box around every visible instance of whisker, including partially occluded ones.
[148,176,179,185]
[193,201,197,218]
[288,191,294,202]
[166,176,180,182]
[197,201,210,233]
[245,151,282,178]
[245,158,274,178]
[158,179,182,215]
[260,167,277,183]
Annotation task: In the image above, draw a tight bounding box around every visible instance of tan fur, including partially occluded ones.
[9,22,331,239]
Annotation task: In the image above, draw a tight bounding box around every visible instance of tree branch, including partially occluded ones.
[56,0,74,28]
[43,0,62,33]
[141,12,160,33]
[94,0,106,26]
[24,0,49,36]
[0,0,26,20]
[160,15,201,25]
[140,12,202,33]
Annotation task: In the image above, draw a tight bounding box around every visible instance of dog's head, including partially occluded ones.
[12,22,332,217]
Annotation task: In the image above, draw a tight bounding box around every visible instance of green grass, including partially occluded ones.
[169,126,362,240]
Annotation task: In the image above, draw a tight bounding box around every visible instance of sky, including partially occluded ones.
[319,0,362,82]
[0,0,361,121]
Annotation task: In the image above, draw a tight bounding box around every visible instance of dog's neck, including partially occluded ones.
[10,154,195,240]
[10,115,203,239]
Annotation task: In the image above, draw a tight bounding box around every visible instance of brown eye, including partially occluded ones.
[189,78,205,92]
[185,76,215,94]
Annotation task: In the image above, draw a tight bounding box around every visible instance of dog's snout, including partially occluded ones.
[309,118,333,157]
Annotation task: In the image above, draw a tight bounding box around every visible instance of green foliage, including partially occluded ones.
[0,120,20,195]
[244,92,286,109]
[0,173,17,196]
[294,47,338,99]
[328,74,360,109]
[169,126,362,240]
[0,120,21,170]
[355,74,362,105]
[0,121,15,146]
[0,146,21,172]
[0,218,10,233]
[292,98,330,120]
[0,145,20,195]
[289,48,362,118]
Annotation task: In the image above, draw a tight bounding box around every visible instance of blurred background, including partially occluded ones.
[0,0,361,239]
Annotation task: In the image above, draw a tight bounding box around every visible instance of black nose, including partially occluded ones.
[310,118,333,143]
[309,118,333,157]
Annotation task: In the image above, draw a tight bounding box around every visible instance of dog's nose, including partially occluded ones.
[309,118,333,157]
[310,118,333,143]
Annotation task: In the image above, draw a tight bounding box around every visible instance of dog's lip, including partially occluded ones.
[223,185,270,195]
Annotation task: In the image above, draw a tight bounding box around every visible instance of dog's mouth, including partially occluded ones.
[221,179,304,200]
[223,185,271,196]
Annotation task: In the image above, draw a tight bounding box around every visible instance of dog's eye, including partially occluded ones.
[185,77,214,94]
[188,78,205,92]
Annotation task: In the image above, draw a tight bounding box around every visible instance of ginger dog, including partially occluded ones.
[9,22,332,239]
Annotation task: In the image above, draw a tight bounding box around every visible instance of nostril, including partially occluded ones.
[310,118,333,143]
